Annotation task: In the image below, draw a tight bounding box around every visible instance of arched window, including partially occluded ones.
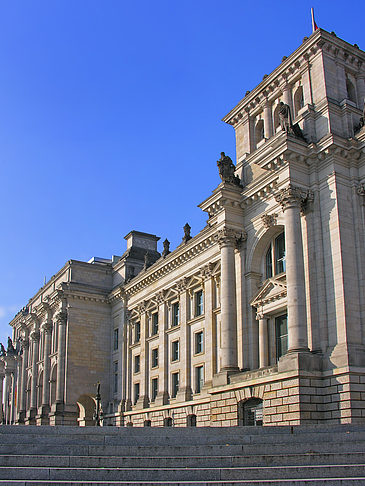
[255,120,265,147]
[187,414,197,427]
[164,417,173,427]
[265,232,286,279]
[293,86,304,118]
[144,419,151,427]
[238,398,263,426]
[346,77,356,103]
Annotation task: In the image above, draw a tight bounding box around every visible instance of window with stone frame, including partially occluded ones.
[134,354,140,373]
[151,377,158,401]
[275,314,288,359]
[151,312,159,335]
[171,372,179,398]
[134,383,140,405]
[194,330,204,354]
[195,365,204,394]
[113,361,118,394]
[171,340,179,362]
[151,347,158,368]
[171,302,179,327]
[255,119,265,146]
[346,76,357,103]
[265,232,286,279]
[113,328,119,351]
[293,85,304,118]
[195,290,204,317]
[134,321,141,343]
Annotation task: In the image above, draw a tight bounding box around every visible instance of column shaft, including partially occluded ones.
[19,344,28,412]
[258,315,269,368]
[56,317,67,403]
[263,102,272,139]
[42,326,52,406]
[30,334,40,409]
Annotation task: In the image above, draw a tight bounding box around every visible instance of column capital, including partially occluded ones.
[137,302,147,315]
[261,213,278,228]
[275,184,313,212]
[200,263,214,280]
[256,312,266,321]
[54,310,67,326]
[176,278,189,293]
[217,227,246,249]
[41,321,53,334]
[29,330,40,342]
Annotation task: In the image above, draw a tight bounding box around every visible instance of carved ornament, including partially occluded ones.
[29,329,40,342]
[54,310,67,325]
[261,213,278,229]
[176,278,189,293]
[357,184,365,197]
[275,185,313,212]
[200,263,214,280]
[217,227,246,249]
[155,290,166,304]
[41,320,53,334]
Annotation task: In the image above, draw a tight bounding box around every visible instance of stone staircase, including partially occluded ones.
[0,424,365,485]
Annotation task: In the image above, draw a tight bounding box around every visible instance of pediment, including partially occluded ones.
[250,277,287,308]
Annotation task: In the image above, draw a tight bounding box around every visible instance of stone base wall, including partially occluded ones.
[117,367,365,427]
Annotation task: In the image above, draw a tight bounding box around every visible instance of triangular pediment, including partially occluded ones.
[250,277,287,308]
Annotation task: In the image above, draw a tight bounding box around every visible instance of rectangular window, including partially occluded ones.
[134,321,140,343]
[195,331,204,354]
[152,312,159,335]
[151,347,159,368]
[195,365,204,394]
[172,302,179,327]
[151,377,158,401]
[275,233,286,274]
[171,372,179,398]
[134,383,140,405]
[113,328,119,351]
[113,361,118,394]
[134,354,140,373]
[195,290,204,317]
[171,340,179,362]
[275,314,288,360]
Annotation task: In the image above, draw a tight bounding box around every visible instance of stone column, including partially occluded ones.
[28,329,40,423]
[217,227,240,373]
[262,100,273,139]
[0,361,4,423]
[38,321,53,424]
[282,83,294,117]
[257,312,269,368]
[275,185,309,352]
[4,368,12,424]
[176,278,192,401]
[155,292,168,405]
[135,305,149,409]
[201,265,214,385]
[18,338,29,423]
[356,75,365,108]
[55,311,67,404]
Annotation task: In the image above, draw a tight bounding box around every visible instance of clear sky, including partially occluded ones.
[0,1,364,345]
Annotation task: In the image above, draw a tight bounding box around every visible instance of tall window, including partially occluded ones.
[195,331,203,354]
[134,383,140,405]
[275,314,288,359]
[113,361,118,394]
[265,232,286,279]
[172,340,179,362]
[195,366,204,394]
[151,348,159,368]
[113,328,119,351]
[171,372,179,398]
[134,322,140,343]
[152,313,159,335]
[151,377,158,401]
[294,85,304,118]
[134,354,140,373]
[172,302,179,327]
[195,290,203,317]
[255,119,265,146]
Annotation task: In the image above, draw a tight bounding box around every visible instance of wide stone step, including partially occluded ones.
[1,452,365,468]
[2,481,365,486]
[2,465,365,481]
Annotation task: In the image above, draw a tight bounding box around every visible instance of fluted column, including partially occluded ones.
[41,321,52,407]
[257,312,269,368]
[55,311,67,403]
[29,329,40,411]
[19,338,29,417]
[275,185,309,352]
[155,292,168,405]
[218,227,240,371]
[176,278,192,401]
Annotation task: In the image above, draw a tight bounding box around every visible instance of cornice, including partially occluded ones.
[122,226,219,298]
[223,29,365,127]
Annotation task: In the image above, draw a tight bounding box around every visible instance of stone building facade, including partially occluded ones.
[1,28,365,426]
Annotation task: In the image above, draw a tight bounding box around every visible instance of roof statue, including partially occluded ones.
[217,152,242,187]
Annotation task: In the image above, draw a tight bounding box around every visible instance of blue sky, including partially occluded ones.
[0,1,364,345]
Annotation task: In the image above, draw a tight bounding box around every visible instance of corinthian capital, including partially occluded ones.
[54,310,67,325]
[41,320,53,334]
[29,329,40,342]
[275,184,313,212]
[217,227,246,249]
